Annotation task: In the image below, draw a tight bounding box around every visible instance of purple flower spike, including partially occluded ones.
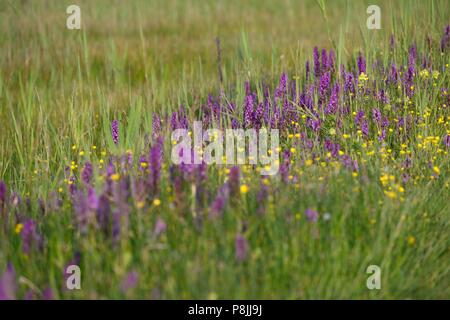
[244,94,254,128]
[235,234,248,262]
[444,135,450,148]
[111,120,119,145]
[0,264,16,300]
[313,47,320,78]
[154,218,167,237]
[305,208,319,223]
[81,161,93,184]
[209,183,229,218]
[357,52,366,74]
[152,113,162,138]
[121,271,138,293]
[42,287,54,300]
[0,181,6,204]
[21,219,43,254]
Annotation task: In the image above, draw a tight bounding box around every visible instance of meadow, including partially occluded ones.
[0,0,449,299]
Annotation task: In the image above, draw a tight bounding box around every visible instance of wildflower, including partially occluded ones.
[419,69,429,79]
[42,287,54,300]
[443,135,450,148]
[358,72,369,85]
[111,119,119,144]
[432,70,440,80]
[313,47,320,78]
[209,184,229,218]
[153,218,167,237]
[235,234,248,262]
[121,271,138,293]
[153,198,161,206]
[407,235,416,246]
[432,166,440,175]
[96,194,111,235]
[0,264,16,300]
[326,83,339,114]
[149,138,162,193]
[110,173,120,181]
[81,161,93,184]
[20,219,43,254]
[244,94,254,128]
[305,208,318,222]
[357,52,366,74]
[0,181,6,207]
[384,190,397,199]
[14,223,23,234]
[240,184,249,194]
[319,72,330,100]
[152,113,162,138]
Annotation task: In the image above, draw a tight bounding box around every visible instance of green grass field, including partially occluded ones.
[0,0,449,299]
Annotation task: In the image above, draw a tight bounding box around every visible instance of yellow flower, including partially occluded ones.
[240,184,249,194]
[358,72,369,85]
[432,70,440,79]
[384,190,397,199]
[79,151,85,156]
[15,223,24,234]
[305,159,313,166]
[419,69,429,79]
[432,166,440,175]
[136,201,145,209]
[140,162,148,168]
[290,147,296,153]
[110,173,120,181]
[153,198,161,206]
[407,235,416,246]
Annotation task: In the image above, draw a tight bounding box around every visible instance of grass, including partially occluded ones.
[0,0,449,299]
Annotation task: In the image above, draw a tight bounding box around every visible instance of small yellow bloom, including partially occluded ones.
[290,147,296,153]
[384,190,397,199]
[407,235,416,246]
[110,173,120,181]
[137,201,145,209]
[352,172,358,177]
[240,184,249,194]
[15,223,24,234]
[153,198,161,206]
[432,70,440,79]
[305,159,313,166]
[432,166,440,175]
[140,162,148,168]
[79,151,85,156]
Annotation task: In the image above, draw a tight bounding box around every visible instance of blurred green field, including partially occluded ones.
[0,0,449,299]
